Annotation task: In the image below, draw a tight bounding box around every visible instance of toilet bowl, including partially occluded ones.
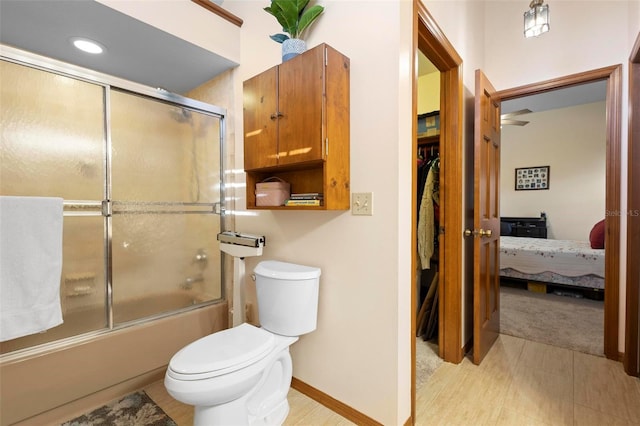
[164,260,321,426]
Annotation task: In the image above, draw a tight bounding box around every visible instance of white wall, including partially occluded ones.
[501,102,607,241]
[483,0,638,353]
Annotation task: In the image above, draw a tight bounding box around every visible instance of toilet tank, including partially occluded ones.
[254,260,321,337]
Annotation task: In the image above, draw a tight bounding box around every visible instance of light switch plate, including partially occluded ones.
[352,192,373,216]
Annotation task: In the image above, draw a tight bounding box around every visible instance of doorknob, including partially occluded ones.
[464,229,492,237]
[479,229,492,237]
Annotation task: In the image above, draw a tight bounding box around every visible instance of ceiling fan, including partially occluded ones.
[501,108,532,126]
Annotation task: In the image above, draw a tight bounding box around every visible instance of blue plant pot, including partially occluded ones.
[282,39,307,62]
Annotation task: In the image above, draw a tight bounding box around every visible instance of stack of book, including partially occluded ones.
[285,193,324,206]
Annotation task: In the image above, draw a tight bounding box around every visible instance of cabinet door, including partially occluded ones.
[277,45,324,165]
[243,66,278,170]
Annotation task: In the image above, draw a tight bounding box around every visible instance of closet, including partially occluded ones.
[416,133,440,341]
[415,53,441,349]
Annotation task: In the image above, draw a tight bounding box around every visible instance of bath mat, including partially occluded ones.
[61,390,177,426]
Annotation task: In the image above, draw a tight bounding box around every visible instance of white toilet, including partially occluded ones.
[164,260,321,426]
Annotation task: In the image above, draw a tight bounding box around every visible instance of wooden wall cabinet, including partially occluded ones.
[243,43,350,210]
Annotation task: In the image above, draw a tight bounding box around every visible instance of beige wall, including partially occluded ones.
[482,0,636,353]
[96,0,240,65]
[501,102,607,241]
[221,2,413,423]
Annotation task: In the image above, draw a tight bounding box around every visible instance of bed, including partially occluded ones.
[499,236,605,290]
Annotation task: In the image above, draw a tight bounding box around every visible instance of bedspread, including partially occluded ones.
[499,236,605,278]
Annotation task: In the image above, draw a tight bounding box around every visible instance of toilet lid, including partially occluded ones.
[168,323,275,379]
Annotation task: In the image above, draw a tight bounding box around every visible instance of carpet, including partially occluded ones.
[500,285,604,357]
[61,391,177,426]
[416,337,443,389]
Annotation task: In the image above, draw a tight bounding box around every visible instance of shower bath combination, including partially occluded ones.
[0,44,231,424]
[0,69,225,354]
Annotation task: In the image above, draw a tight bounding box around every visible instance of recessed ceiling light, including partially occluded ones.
[70,37,105,54]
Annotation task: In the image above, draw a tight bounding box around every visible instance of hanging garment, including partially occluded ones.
[418,166,436,269]
[418,157,440,270]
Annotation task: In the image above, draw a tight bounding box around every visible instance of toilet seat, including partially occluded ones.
[167,323,275,381]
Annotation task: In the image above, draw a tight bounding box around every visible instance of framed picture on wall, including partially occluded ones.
[515,166,550,190]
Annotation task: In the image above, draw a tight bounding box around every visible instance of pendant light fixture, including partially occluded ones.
[524,0,550,38]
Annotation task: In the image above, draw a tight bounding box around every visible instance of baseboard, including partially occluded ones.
[13,367,166,426]
[291,377,383,426]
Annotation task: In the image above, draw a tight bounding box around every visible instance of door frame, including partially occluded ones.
[624,33,640,376]
[411,0,464,421]
[414,1,464,364]
[496,65,622,360]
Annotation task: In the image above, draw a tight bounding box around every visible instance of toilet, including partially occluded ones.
[164,260,321,426]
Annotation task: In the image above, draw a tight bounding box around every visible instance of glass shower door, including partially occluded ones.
[109,89,223,325]
[0,52,226,356]
[0,60,107,354]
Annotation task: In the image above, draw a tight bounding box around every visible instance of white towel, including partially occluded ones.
[0,196,64,341]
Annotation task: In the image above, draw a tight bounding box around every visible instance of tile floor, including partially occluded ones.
[147,334,640,425]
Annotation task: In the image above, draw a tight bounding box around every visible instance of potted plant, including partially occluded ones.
[264,0,325,61]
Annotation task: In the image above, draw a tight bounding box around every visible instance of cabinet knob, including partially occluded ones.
[270,112,284,120]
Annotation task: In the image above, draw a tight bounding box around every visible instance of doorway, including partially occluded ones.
[496,66,622,360]
[411,1,464,422]
[498,82,608,356]
[414,50,442,388]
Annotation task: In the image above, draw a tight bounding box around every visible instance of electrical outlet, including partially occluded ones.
[352,192,373,216]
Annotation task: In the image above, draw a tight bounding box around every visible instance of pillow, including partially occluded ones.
[589,219,605,249]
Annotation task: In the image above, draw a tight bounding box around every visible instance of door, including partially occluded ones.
[472,69,501,364]
[277,44,324,165]
[243,66,278,170]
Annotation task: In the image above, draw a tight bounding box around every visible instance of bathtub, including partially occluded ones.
[0,295,228,425]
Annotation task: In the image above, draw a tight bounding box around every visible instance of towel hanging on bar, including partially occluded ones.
[0,196,64,341]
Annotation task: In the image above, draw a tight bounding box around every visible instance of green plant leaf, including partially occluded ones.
[264,0,323,41]
[269,34,289,43]
[264,6,290,34]
[266,0,298,36]
[297,5,324,38]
